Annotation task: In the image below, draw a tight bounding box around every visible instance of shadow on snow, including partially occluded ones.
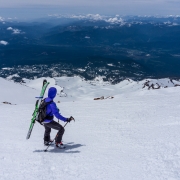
[33,142,85,153]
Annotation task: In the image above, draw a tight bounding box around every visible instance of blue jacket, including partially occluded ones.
[43,87,68,123]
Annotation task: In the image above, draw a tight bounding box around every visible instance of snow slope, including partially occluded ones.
[0,77,38,104]
[1,77,180,180]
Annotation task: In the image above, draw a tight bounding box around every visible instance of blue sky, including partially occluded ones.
[0,0,180,19]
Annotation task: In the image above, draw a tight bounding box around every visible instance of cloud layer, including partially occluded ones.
[7,27,21,34]
[0,41,8,45]
[0,16,4,21]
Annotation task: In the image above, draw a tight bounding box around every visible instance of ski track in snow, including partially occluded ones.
[1,78,180,179]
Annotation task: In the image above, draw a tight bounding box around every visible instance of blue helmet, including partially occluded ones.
[48,87,57,99]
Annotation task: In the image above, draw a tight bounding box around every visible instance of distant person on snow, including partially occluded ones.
[43,87,74,148]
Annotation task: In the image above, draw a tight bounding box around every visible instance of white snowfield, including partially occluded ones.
[1,76,180,180]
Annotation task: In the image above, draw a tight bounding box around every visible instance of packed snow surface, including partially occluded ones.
[1,77,180,180]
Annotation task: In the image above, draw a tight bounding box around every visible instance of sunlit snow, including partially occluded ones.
[1,77,180,180]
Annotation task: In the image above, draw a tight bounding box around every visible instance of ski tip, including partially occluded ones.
[43,79,47,86]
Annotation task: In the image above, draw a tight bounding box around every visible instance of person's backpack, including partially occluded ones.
[37,99,53,124]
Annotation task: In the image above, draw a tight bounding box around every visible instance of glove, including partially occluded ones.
[66,118,71,122]
[66,116,74,122]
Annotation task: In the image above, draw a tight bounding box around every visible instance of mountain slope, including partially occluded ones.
[1,77,180,179]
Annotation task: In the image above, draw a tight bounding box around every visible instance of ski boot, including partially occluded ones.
[44,139,53,146]
[56,142,65,149]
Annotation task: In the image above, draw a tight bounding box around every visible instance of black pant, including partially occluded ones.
[44,121,65,143]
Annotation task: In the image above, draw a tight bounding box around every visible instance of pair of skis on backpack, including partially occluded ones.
[26,79,49,140]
